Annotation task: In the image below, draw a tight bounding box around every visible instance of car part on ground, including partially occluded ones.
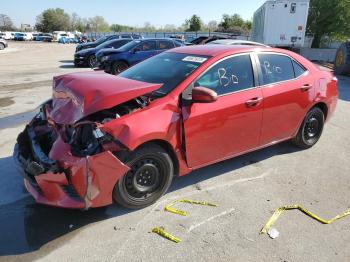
[152,227,181,243]
[0,39,8,50]
[13,45,338,209]
[260,204,350,236]
[165,199,217,216]
[334,42,350,75]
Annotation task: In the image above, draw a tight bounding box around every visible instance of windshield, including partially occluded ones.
[95,36,108,45]
[119,52,210,95]
[116,40,141,51]
[96,39,118,49]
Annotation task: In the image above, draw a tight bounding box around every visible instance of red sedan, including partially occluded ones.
[14,45,338,209]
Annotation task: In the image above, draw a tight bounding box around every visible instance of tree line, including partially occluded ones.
[1,0,350,48]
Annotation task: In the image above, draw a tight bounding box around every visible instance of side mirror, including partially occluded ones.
[192,86,218,103]
[132,48,141,53]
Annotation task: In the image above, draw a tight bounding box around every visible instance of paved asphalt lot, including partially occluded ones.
[0,42,349,262]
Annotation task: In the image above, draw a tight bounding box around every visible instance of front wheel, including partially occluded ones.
[292,107,325,149]
[88,55,97,68]
[0,43,5,50]
[110,61,129,75]
[113,144,174,209]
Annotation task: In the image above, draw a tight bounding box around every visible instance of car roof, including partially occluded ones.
[208,39,269,47]
[168,44,272,56]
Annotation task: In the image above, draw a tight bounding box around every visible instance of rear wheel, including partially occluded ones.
[113,144,174,209]
[0,43,5,50]
[292,107,325,149]
[334,42,350,75]
[111,61,129,75]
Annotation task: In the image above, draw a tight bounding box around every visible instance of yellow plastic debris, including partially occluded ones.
[152,227,181,243]
[260,204,350,234]
[164,199,217,216]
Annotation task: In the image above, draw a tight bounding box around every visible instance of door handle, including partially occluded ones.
[300,84,312,91]
[245,97,263,107]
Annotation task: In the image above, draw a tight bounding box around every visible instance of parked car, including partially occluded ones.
[76,34,142,52]
[96,38,183,74]
[36,33,53,42]
[207,39,270,47]
[14,32,33,41]
[13,45,338,209]
[74,39,132,67]
[190,35,231,45]
[0,32,15,40]
[0,39,8,50]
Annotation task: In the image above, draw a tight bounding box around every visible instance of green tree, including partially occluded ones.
[88,16,110,32]
[307,0,350,48]
[35,8,70,32]
[184,15,203,31]
[0,14,15,31]
[110,24,134,32]
[219,14,244,30]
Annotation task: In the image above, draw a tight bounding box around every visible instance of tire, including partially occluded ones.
[88,55,97,68]
[334,42,350,75]
[113,144,174,209]
[292,107,325,149]
[110,61,129,75]
[0,43,5,50]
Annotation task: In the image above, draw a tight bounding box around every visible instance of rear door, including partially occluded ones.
[129,40,157,65]
[256,52,315,145]
[182,54,264,168]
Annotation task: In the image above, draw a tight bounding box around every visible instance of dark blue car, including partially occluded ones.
[74,39,132,67]
[96,38,183,75]
[75,33,142,52]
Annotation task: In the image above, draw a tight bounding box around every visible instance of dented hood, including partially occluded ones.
[50,71,162,124]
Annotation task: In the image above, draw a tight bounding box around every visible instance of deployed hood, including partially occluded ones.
[50,71,162,124]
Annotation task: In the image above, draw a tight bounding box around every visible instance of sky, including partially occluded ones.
[2,0,267,28]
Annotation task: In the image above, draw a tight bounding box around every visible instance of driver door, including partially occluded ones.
[182,54,263,168]
[129,40,157,65]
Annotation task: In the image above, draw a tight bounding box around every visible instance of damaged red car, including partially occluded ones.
[14,45,338,209]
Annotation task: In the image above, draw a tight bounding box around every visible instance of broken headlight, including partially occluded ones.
[69,123,102,157]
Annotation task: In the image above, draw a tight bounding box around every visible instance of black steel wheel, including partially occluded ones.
[111,61,128,75]
[113,144,174,209]
[292,107,325,149]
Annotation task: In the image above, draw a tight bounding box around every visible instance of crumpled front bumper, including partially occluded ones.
[13,118,130,209]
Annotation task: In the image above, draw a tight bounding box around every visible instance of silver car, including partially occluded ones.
[0,38,8,50]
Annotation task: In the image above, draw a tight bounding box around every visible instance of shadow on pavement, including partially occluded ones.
[59,64,76,69]
[59,60,74,63]
[0,142,299,256]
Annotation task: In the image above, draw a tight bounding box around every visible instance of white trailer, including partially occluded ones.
[251,0,310,48]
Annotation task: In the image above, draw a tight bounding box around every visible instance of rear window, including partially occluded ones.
[258,54,295,85]
[158,40,174,50]
[292,60,306,77]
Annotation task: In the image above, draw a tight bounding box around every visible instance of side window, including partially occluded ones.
[112,40,128,48]
[158,40,174,50]
[138,41,156,51]
[194,54,254,95]
[174,41,182,47]
[292,60,306,77]
[258,54,294,85]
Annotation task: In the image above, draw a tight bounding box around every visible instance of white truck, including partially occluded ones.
[251,0,310,48]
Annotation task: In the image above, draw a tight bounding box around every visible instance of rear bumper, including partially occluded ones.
[13,114,130,209]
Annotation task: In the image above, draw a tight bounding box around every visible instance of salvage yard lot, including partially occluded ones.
[0,42,350,262]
